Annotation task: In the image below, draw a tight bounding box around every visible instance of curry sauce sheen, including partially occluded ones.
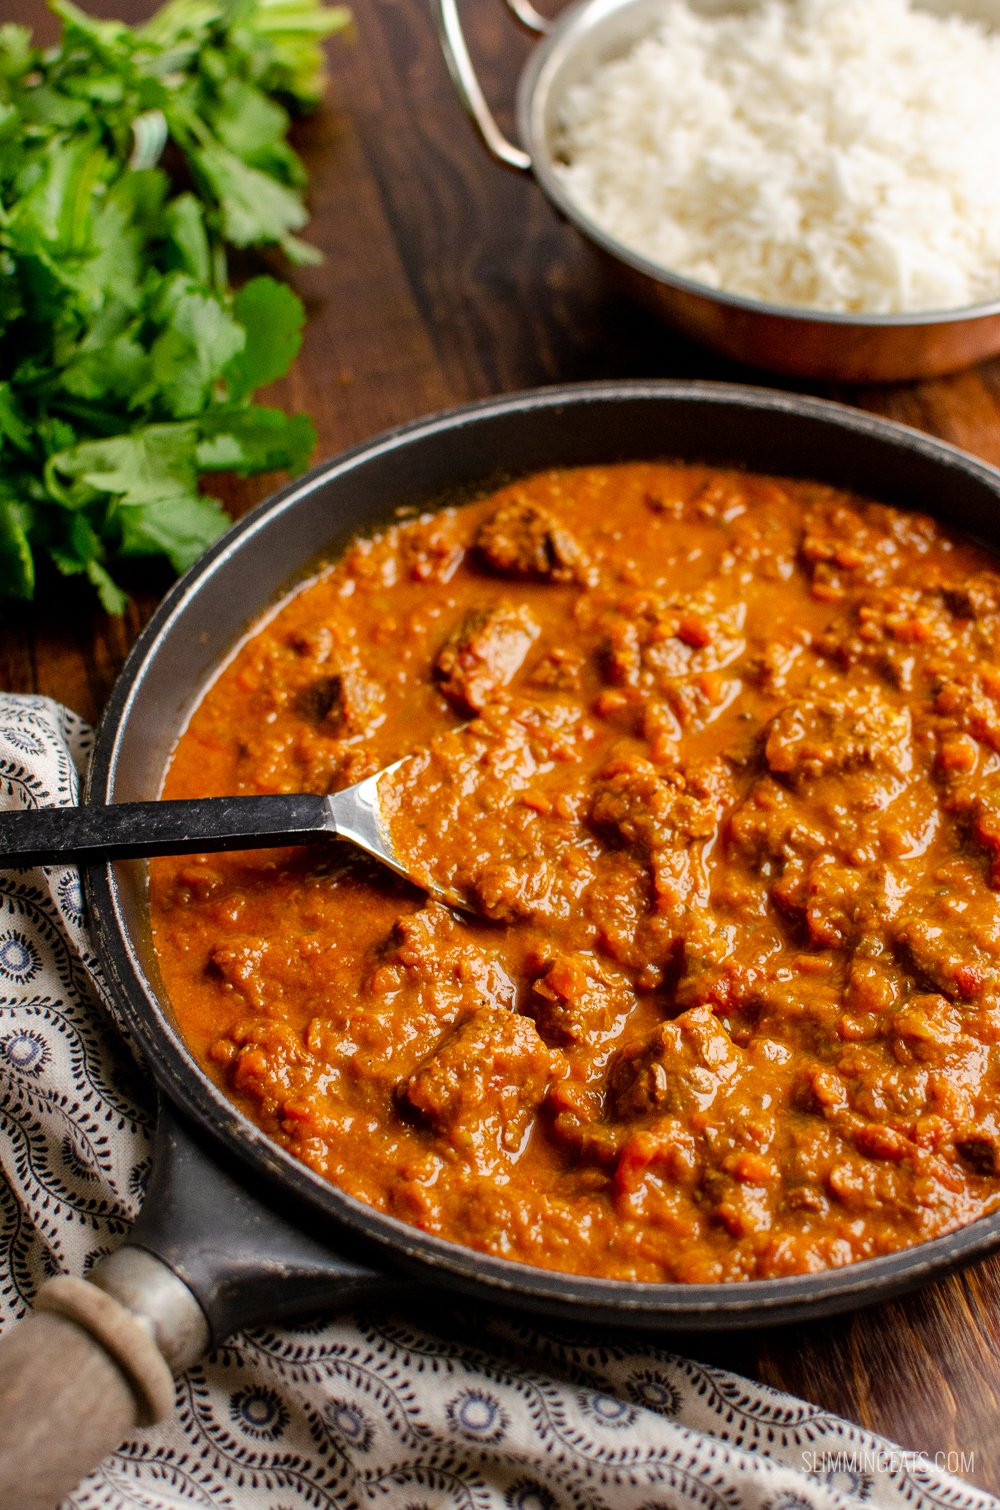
[151,464,1000,1283]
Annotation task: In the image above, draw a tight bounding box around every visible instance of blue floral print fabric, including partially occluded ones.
[0,693,995,1510]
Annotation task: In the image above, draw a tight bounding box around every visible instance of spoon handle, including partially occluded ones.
[0,793,333,868]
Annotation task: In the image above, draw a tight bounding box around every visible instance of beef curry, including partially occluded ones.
[150,463,1000,1283]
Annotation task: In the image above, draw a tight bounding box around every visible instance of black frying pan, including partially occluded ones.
[4,381,1000,1508]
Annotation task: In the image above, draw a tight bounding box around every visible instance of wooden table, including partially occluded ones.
[5,0,1000,1495]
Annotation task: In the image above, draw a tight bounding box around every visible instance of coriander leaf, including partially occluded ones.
[0,0,341,613]
[80,169,167,310]
[8,132,110,254]
[8,84,88,132]
[48,1,136,64]
[192,141,308,250]
[52,511,101,564]
[36,415,78,458]
[149,273,245,417]
[164,192,212,285]
[0,27,33,83]
[47,509,127,615]
[248,0,352,107]
[117,489,229,571]
[277,231,323,267]
[0,496,34,599]
[61,328,149,405]
[4,226,80,340]
[196,405,315,474]
[86,557,129,614]
[47,422,200,508]
[213,76,290,159]
[226,276,305,401]
[0,383,33,454]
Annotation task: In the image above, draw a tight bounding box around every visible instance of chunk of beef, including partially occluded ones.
[854,587,951,646]
[744,639,805,697]
[528,953,635,1047]
[934,758,1000,890]
[932,662,1000,755]
[380,902,464,972]
[208,938,296,1012]
[890,994,965,1065]
[606,1005,745,1121]
[894,916,992,1001]
[939,573,1000,623]
[972,785,1000,888]
[434,603,539,714]
[578,851,656,971]
[673,911,785,1018]
[547,1113,629,1171]
[954,1117,1000,1177]
[281,621,383,737]
[590,754,730,915]
[372,903,516,1018]
[591,755,728,852]
[474,498,587,582]
[811,589,955,688]
[726,776,828,869]
[602,592,745,695]
[295,665,382,734]
[771,856,906,948]
[397,513,465,584]
[222,1018,313,1115]
[799,498,902,591]
[892,873,1000,1001]
[528,646,586,692]
[764,686,911,786]
[382,697,595,924]
[399,1006,554,1162]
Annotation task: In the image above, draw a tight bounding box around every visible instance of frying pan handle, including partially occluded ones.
[127,1103,409,1339]
[433,0,533,171]
[0,1256,194,1510]
[0,1106,415,1508]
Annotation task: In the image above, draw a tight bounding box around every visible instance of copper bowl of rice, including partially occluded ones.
[435,0,1000,381]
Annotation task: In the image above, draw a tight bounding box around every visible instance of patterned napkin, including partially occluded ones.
[0,692,995,1510]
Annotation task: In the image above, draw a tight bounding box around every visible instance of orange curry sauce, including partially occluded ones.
[151,464,1000,1283]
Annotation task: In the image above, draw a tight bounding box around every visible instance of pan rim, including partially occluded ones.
[85,378,1000,1326]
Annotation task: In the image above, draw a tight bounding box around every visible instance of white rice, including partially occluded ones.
[553,0,1000,314]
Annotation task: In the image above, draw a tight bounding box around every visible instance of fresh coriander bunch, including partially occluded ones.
[0,0,349,613]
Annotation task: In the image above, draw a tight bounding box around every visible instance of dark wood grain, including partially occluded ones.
[5,0,1000,1494]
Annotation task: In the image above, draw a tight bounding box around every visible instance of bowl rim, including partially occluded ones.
[516,0,1000,331]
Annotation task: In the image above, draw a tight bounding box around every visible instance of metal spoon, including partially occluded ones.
[0,759,463,907]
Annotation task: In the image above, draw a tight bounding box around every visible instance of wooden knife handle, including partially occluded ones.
[0,1276,176,1510]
